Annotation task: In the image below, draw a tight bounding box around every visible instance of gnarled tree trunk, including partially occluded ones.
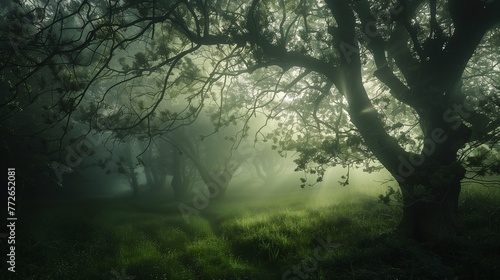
[325,0,483,242]
[397,163,464,241]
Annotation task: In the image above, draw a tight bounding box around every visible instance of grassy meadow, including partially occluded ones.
[5,183,500,280]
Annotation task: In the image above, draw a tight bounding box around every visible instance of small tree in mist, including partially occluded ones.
[247,141,288,186]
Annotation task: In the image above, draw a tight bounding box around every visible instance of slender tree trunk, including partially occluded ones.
[143,164,154,192]
[129,174,139,197]
[171,174,185,198]
[171,151,188,199]
[123,145,140,197]
[150,171,163,194]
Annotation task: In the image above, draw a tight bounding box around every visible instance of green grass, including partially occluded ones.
[5,184,500,279]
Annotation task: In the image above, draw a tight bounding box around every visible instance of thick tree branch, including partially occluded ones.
[352,0,415,107]
[326,0,409,176]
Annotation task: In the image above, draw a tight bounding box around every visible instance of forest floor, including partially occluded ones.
[4,184,500,280]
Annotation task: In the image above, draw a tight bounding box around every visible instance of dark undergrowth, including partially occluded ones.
[2,184,499,280]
